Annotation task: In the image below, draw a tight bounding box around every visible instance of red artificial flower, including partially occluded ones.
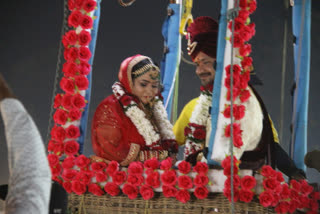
[239,72,249,89]
[160,157,173,170]
[193,162,209,174]
[48,154,60,167]
[83,0,97,13]
[104,182,120,196]
[60,77,75,94]
[290,179,301,191]
[263,177,280,191]
[160,170,177,186]
[143,157,159,170]
[226,87,241,101]
[248,23,256,37]
[310,199,319,211]
[184,126,191,136]
[287,199,299,213]
[75,75,89,91]
[95,172,108,182]
[91,161,107,172]
[51,164,62,177]
[62,169,78,181]
[225,64,242,77]
[75,154,90,168]
[112,171,127,185]
[241,56,253,71]
[67,0,75,10]
[127,174,144,186]
[237,9,250,23]
[146,171,160,188]
[62,35,69,48]
[140,185,154,200]
[224,175,241,189]
[63,139,79,156]
[224,123,242,138]
[62,156,75,169]
[162,185,178,198]
[232,33,245,48]
[259,190,274,207]
[233,134,244,148]
[122,183,138,200]
[106,161,119,175]
[239,44,252,57]
[279,183,290,199]
[248,0,257,13]
[71,94,86,109]
[176,189,190,203]
[65,125,80,139]
[128,161,144,175]
[74,0,84,9]
[194,174,209,186]
[228,18,245,32]
[79,60,91,75]
[298,195,310,209]
[79,46,92,61]
[178,175,193,189]
[80,15,93,29]
[50,141,64,155]
[68,47,80,61]
[178,161,191,174]
[61,94,72,110]
[78,30,92,46]
[194,186,209,199]
[239,25,254,42]
[260,165,275,177]
[290,189,300,200]
[68,10,83,28]
[240,89,251,102]
[69,108,82,121]
[71,180,87,195]
[76,171,93,185]
[239,188,254,203]
[53,109,68,125]
[88,183,104,196]
[234,104,246,120]
[63,181,72,193]
[47,140,56,152]
[64,48,70,61]
[63,62,79,77]
[300,180,313,196]
[223,165,239,177]
[239,0,247,9]
[223,187,239,202]
[65,30,78,45]
[53,94,63,108]
[193,128,206,140]
[275,201,290,214]
[310,191,320,200]
[51,125,66,142]
[224,75,240,89]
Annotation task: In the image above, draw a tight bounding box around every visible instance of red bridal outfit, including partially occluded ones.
[91,55,177,166]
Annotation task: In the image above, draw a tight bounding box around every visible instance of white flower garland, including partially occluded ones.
[112,82,175,146]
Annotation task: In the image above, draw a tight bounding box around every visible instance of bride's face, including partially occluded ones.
[131,68,160,104]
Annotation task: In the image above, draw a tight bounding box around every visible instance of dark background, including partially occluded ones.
[0,0,319,184]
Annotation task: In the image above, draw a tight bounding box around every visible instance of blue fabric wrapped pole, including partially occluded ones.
[290,0,311,170]
[78,0,101,154]
[160,4,181,119]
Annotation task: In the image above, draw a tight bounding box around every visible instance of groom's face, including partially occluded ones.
[194,52,216,87]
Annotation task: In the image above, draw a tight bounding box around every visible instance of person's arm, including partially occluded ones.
[0,75,51,214]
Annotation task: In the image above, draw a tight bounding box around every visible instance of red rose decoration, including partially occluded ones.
[79,46,92,61]
[224,75,240,89]
[232,33,244,48]
[146,171,160,188]
[74,0,84,9]
[225,64,242,77]
[95,172,108,182]
[176,189,190,203]
[234,104,245,120]
[260,165,275,177]
[122,183,138,200]
[79,60,91,75]
[298,195,310,209]
[62,155,75,169]
[162,185,178,198]
[51,164,62,177]
[274,201,290,214]
[248,0,257,13]
[310,191,320,200]
[61,94,73,110]
[53,109,68,125]
[178,161,191,174]
[91,161,107,172]
[226,87,241,101]
[239,44,252,57]
[239,25,253,42]
[79,30,92,46]
[263,177,280,191]
[69,108,82,121]
[259,190,274,207]
[66,125,80,139]
[106,161,119,175]
[225,175,241,189]
[64,140,80,156]
[75,75,89,91]
[240,89,251,102]
[71,94,86,109]
[290,179,301,191]
[241,57,253,71]
[193,128,206,140]
[53,94,62,108]
[62,169,78,181]
[290,189,300,200]
[223,105,231,118]
[193,162,209,174]
[75,171,93,185]
[48,154,60,167]
[194,174,209,186]
[65,30,78,45]
[160,170,177,186]
[63,182,72,193]
[64,48,70,60]
[60,77,75,94]
[184,126,191,136]
[83,0,97,13]
[239,189,254,203]
[233,134,243,148]
[223,187,239,202]
[178,175,193,189]
[112,171,127,185]
[81,15,93,29]
[279,183,290,199]
[68,10,83,28]
[140,185,154,200]
[310,199,319,211]
[68,0,75,10]
[71,180,87,195]
[160,157,173,170]
[224,123,241,138]
[88,183,104,196]
[127,174,144,186]
[248,23,256,37]
[239,0,247,9]
[104,182,120,196]
[228,18,245,32]
[300,180,313,196]
[239,73,249,89]
[75,154,90,168]
[240,175,256,190]
[67,47,80,61]
[238,9,249,23]
[223,165,239,176]
[194,186,209,199]
[143,157,159,170]
[128,161,144,175]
